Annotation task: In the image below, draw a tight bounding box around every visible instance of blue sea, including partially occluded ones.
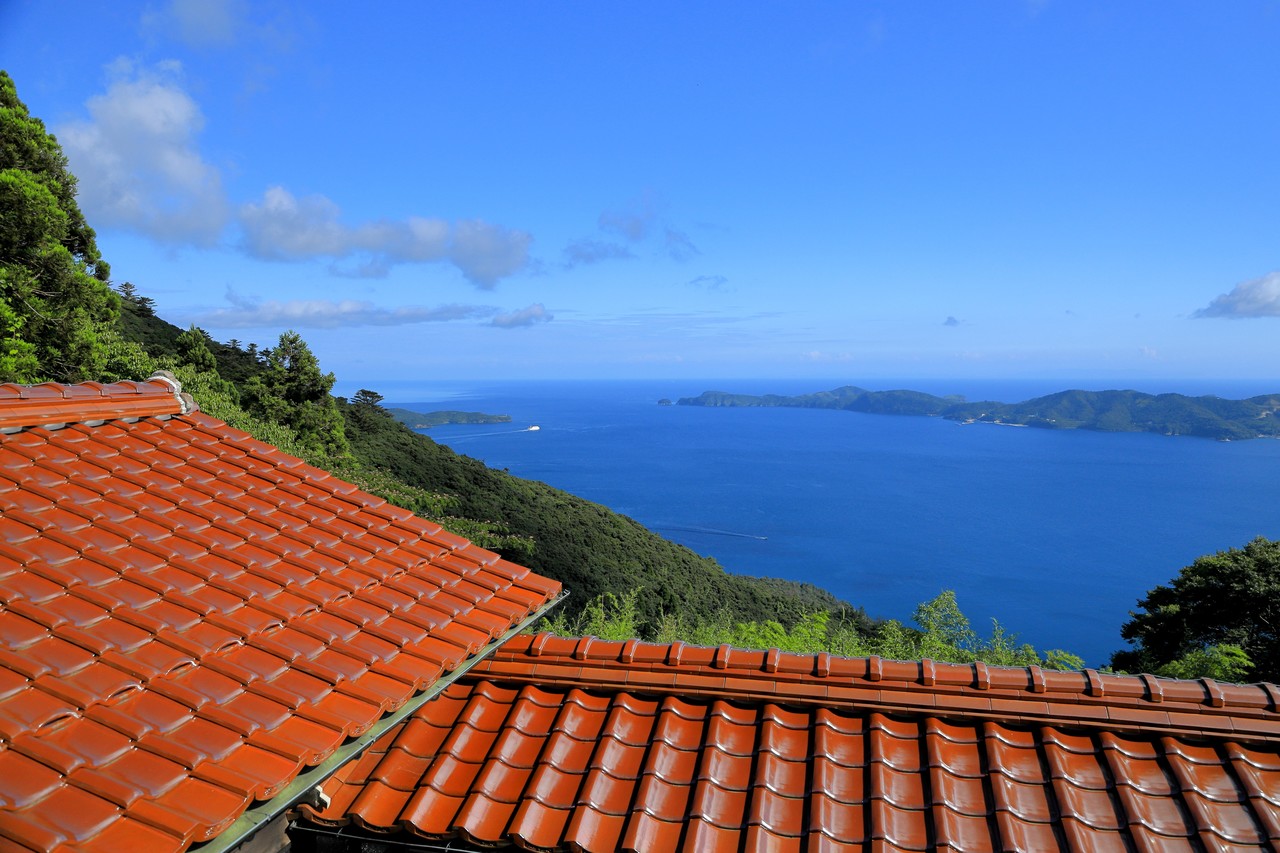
[356,378,1280,667]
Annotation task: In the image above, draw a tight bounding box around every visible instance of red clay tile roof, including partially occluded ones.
[0,376,562,853]
[297,634,1280,852]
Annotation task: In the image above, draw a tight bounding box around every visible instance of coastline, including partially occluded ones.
[408,379,1280,666]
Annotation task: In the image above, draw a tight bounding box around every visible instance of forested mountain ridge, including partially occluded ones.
[680,386,1280,440]
[387,408,511,429]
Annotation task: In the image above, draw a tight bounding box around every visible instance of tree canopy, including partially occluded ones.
[1112,536,1278,682]
[549,587,1085,671]
[0,70,121,383]
[241,330,349,460]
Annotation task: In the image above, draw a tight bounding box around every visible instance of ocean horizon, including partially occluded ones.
[344,378,1280,667]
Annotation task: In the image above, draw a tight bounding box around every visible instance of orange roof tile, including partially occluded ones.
[296,634,1280,852]
[0,375,563,853]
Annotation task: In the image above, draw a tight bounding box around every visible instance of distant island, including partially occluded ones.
[677,386,1280,441]
[387,408,512,429]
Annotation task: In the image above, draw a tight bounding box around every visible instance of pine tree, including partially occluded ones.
[242,330,350,460]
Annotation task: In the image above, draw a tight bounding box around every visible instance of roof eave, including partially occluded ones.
[200,588,570,853]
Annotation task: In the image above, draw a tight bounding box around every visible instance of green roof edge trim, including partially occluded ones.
[196,588,570,853]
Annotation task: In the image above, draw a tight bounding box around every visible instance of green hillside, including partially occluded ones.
[680,385,1280,440]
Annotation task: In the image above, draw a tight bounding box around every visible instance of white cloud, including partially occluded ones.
[56,57,529,285]
[451,220,533,288]
[57,60,229,244]
[357,217,450,262]
[1194,272,1280,318]
[237,187,531,287]
[492,303,553,328]
[238,186,350,259]
[187,290,497,329]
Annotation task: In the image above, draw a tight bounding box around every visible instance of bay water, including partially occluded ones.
[365,378,1280,667]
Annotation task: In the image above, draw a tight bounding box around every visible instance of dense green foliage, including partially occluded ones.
[0,71,121,383]
[545,588,1085,670]
[1112,537,1278,682]
[680,385,1280,441]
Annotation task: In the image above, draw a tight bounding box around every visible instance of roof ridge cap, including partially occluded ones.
[501,635,1278,689]
[0,371,196,433]
[146,370,198,415]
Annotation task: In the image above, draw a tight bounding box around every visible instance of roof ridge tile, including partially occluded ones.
[0,374,195,434]
[475,637,1280,742]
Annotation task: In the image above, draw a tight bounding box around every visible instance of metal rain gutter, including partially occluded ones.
[197,588,570,853]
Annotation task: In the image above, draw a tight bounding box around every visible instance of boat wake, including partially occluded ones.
[654,524,768,541]
[439,427,541,441]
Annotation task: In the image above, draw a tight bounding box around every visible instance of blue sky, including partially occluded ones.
[4,1,1279,388]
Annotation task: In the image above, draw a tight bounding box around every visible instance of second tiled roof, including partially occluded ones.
[298,634,1280,852]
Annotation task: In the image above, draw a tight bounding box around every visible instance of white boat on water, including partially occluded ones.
[528,425,541,431]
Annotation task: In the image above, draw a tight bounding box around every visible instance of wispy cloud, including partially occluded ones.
[687,274,729,291]
[573,191,700,263]
[1193,272,1280,318]
[187,290,498,329]
[804,350,855,362]
[628,353,685,365]
[599,193,657,241]
[562,238,632,267]
[57,59,229,245]
[492,303,553,328]
[238,186,531,287]
[142,0,247,48]
[591,309,783,336]
[664,228,700,261]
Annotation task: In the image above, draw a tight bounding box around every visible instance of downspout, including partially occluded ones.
[198,589,569,853]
